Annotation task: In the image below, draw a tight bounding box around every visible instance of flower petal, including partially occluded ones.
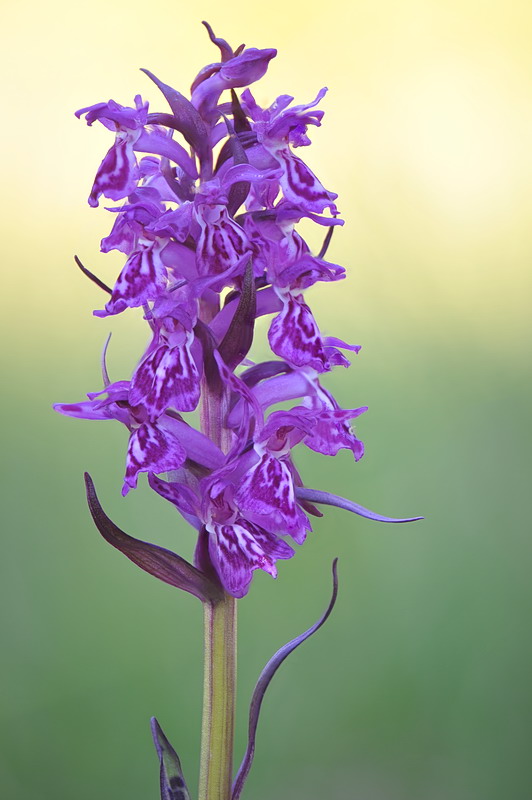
[123,422,186,495]
[208,519,294,598]
[274,148,337,213]
[130,342,200,418]
[268,294,329,372]
[88,135,140,208]
[235,453,310,542]
[95,242,167,316]
[295,487,424,523]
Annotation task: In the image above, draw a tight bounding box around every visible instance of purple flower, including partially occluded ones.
[207,519,294,599]
[129,339,200,417]
[94,240,168,316]
[76,96,148,208]
[57,23,421,603]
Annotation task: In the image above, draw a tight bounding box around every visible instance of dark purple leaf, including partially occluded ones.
[226,143,250,217]
[141,69,211,176]
[218,260,256,370]
[317,224,335,259]
[84,473,222,602]
[215,130,257,172]
[240,360,292,387]
[151,717,191,800]
[230,89,252,133]
[296,487,424,523]
[74,255,112,294]
[232,560,339,800]
[193,319,222,395]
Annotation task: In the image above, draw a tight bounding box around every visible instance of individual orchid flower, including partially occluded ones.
[94,238,169,316]
[57,23,422,800]
[76,96,149,208]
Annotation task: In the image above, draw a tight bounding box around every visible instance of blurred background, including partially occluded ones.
[2,0,532,798]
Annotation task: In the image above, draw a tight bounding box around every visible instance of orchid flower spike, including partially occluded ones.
[55,21,421,800]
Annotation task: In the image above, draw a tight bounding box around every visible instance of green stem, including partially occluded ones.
[198,594,237,800]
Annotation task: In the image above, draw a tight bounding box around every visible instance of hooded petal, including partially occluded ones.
[76,95,148,130]
[191,47,277,121]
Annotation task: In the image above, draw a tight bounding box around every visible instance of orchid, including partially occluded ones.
[55,22,421,800]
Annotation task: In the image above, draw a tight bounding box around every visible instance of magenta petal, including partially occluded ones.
[96,242,167,316]
[148,474,202,530]
[123,422,186,494]
[154,344,201,413]
[304,406,368,460]
[268,295,329,372]
[134,129,198,179]
[196,206,251,277]
[274,149,338,213]
[208,520,294,598]
[235,453,310,542]
[161,415,225,470]
[296,487,424,523]
[129,346,166,408]
[53,400,114,421]
[130,342,200,418]
[88,136,139,208]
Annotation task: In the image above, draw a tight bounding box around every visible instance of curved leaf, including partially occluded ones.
[84,473,222,602]
[218,259,256,370]
[151,717,191,800]
[232,560,339,800]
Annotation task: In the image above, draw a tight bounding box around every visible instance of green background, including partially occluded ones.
[2,1,532,798]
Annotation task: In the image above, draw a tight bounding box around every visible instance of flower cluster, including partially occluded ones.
[56,24,418,599]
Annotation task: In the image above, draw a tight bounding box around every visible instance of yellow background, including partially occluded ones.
[2,1,531,798]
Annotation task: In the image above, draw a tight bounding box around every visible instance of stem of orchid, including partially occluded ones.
[199,593,237,800]
[198,296,237,800]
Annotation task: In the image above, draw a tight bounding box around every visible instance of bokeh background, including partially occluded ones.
[2,1,532,798]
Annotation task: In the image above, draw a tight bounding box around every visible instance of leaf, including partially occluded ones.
[218,259,256,370]
[74,255,112,294]
[151,717,191,800]
[141,69,211,175]
[232,560,339,800]
[84,473,222,602]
